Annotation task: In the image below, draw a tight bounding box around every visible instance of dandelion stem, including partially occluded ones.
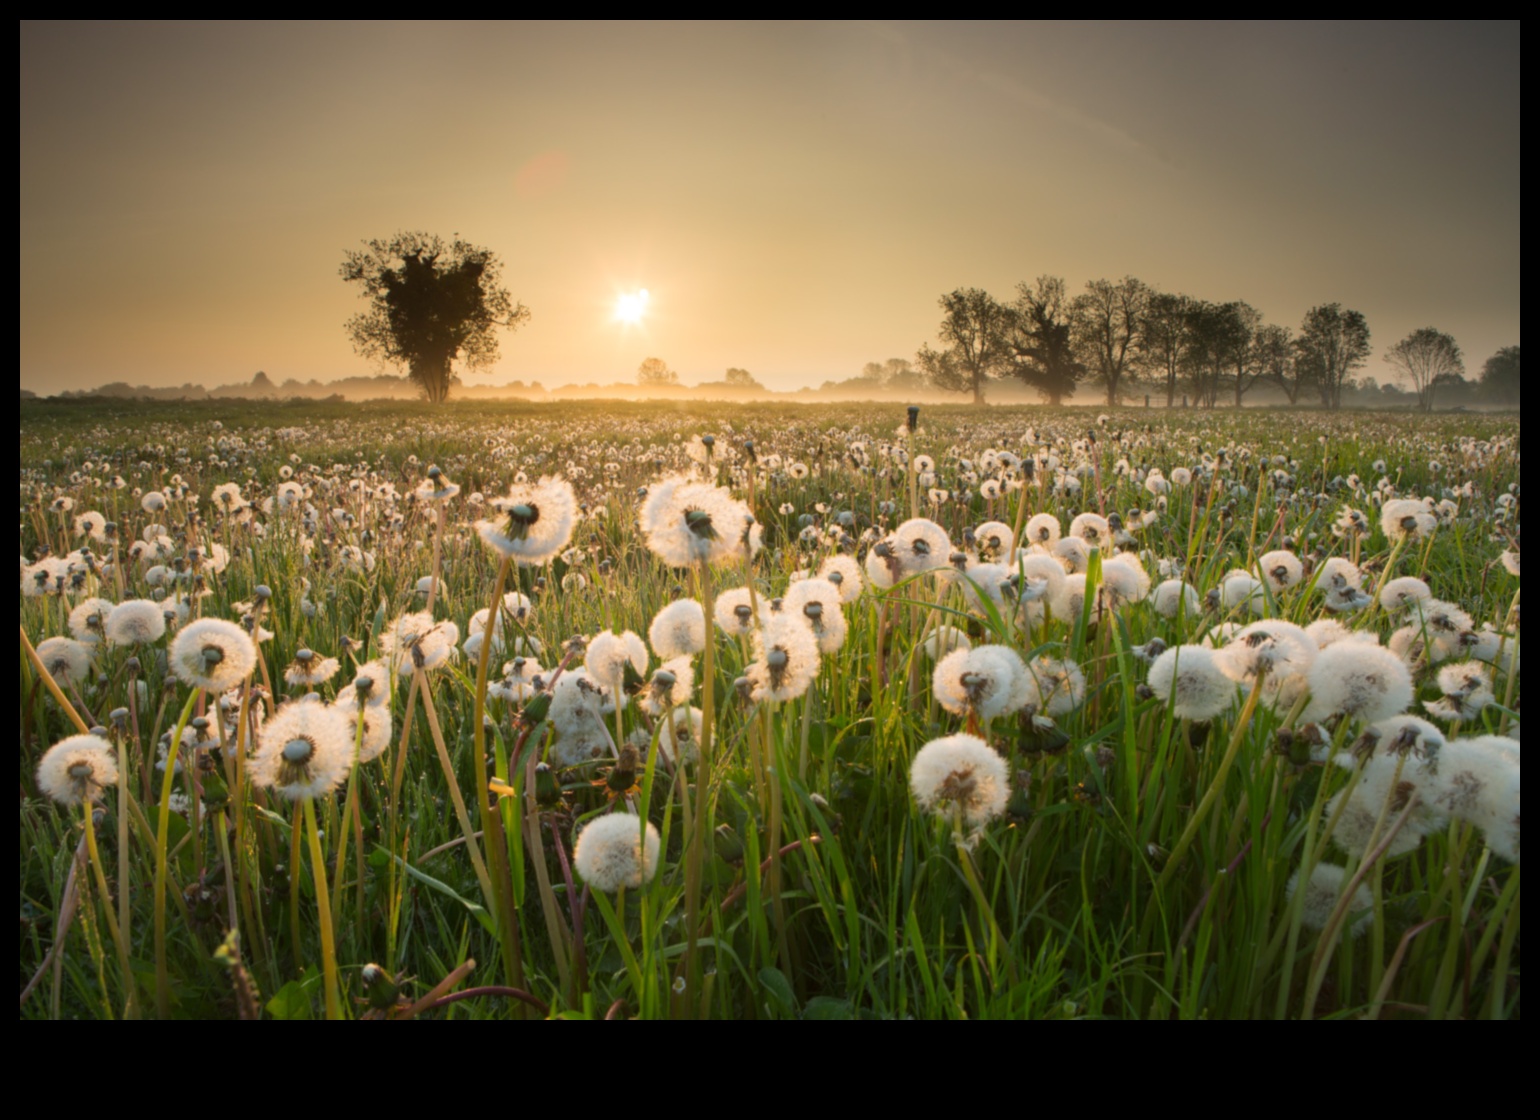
[683,561,716,1016]
[415,668,494,906]
[1157,671,1264,893]
[472,555,526,1003]
[303,796,343,1020]
[153,688,201,1018]
[1300,794,1419,1019]
[81,800,134,1017]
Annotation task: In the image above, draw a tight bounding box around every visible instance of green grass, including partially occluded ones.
[18,399,1520,1019]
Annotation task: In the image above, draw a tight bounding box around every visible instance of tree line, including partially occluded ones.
[915,278,1517,411]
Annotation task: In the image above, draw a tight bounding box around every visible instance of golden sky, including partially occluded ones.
[20,21,1520,394]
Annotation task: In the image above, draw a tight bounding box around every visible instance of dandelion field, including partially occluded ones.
[18,397,1520,1020]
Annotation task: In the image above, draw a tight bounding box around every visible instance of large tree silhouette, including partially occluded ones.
[341,231,529,403]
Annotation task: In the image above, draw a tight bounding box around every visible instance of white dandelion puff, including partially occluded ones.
[1287,863,1373,937]
[932,645,1028,722]
[573,813,662,892]
[1302,643,1414,726]
[104,599,167,646]
[37,734,119,807]
[1146,645,1236,722]
[169,618,258,693]
[649,599,708,660]
[475,476,577,566]
[909,733,1010,830]
[249,702,353,801]
[746,614,820,703]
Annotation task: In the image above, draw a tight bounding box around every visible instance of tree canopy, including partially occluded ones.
[341,232,527,403]
[1480,345,1520,404]
[1385,327,1464,412]
[1296,304,1371,411]
[1006,277,1084,406]
[916,288,1016,405]
[637,357,679,386]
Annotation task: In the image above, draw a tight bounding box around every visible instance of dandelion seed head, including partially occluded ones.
[585,629,648,697]
[1381,498,1437,543]
[909,733,1010,830]
[1025,513,1062,548]
[1287,863,1373,937]
[37,734,119,807]
[933,645,1028,722]
[1028,655,1086,718]
[1147,645,1236,721]
[67,597,115,645]
[250,702,352,801]
[658,705,704,765]
[1303,643,1414,726]
[169,618,257,693]
[573,813,661,892]
[713,587,761,636]
[36,635,94,686]
[1379,576,1432,612]
[1069,513,1110,547]
[475,475,577,566]
[1257,550,1304,592]
[649,599,707,660]
[815,554,864,602]
[746,615,820,703]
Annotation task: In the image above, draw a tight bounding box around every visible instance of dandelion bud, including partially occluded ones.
[361,963,400,1009]
[427,465,443,481]
[533,762,561,807]
[733,676,753,703]
[714,823,744,866]
[906,405,920,432]
[519,692,552,727]
[254,584,272,601]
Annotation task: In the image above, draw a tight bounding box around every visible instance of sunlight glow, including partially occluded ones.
[615,289,649,324]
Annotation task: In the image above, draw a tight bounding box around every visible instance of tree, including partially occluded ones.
[1480,345,1520,404]
[1006,276,1084,406]
[1221,302,1263,408]
[1385,327,1463,412]
[1071,276,1149,407]
[861,357,914,385]
[723,367,762,388]
[1252,323,1306,404]
[1140,290,1194,407]
[341,231,528,404]
[637,357,679,386]
[1181,300,1243,409]
[1296,304,1371,411]
[916,288,1015,404]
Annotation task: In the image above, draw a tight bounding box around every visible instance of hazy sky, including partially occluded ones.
[20,20,1520,394]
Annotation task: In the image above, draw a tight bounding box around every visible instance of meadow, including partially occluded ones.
[18,397,1520,1020]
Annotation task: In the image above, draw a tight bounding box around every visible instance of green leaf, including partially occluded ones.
[266,976,317,1020]
[378,846,496,935]
[757,967,798,1019]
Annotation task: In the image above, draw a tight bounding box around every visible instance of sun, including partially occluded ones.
[615,289,649,324]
